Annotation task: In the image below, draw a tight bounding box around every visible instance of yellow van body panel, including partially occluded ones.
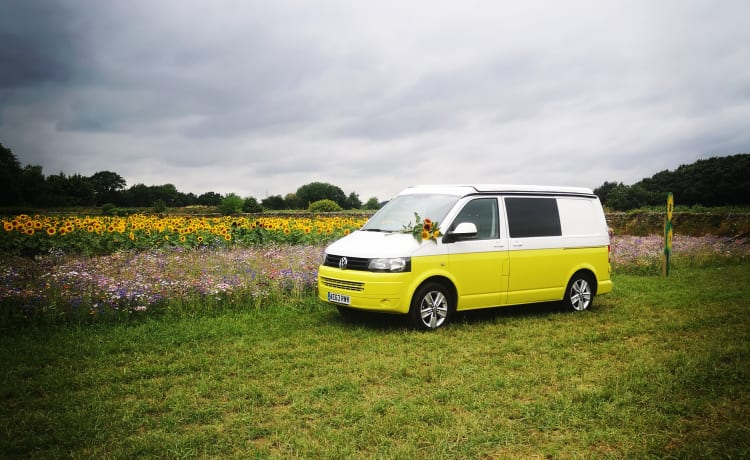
[447,250,509,310]
[319,246,611,314]
[318,255,451,314]
[318,265,410,313]
[508,246,611,304]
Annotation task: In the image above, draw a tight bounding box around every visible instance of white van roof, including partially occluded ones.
[401,184,595,197]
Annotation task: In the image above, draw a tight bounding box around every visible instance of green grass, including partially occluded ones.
[2,264,749,459]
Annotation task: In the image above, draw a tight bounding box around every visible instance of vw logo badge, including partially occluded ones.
[338,257,348,270]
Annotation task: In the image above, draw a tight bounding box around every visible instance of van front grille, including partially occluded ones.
[321,277,365,292]
[324,254,370,271]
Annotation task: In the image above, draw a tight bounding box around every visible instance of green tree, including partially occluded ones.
[43,173,71,206]
[121,184,155,207]
[0,143,23,205]
[197,192,223,206]
[154,184,181,207]
[219,193,244,215]
[284,193,301,209]
[183,192,198,206]
[20,165,47,206]
[593,181,621,205]
[595,153,750,209]
[363,197,381,210]
[118,183,190,207]
[66,174,96,206]
[308,199,343,212]
[89,171,126,205]
[152,199,167,213]
[243,196,263,213]
[595,182,637,211]
[296,182,347,208]
[344,192,362,210]
[261,195,286,210]
[671,154,750,206]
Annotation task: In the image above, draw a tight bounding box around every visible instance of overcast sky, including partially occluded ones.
[1,0,749,202]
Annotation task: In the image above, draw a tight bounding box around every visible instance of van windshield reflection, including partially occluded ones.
[362,194,459,232]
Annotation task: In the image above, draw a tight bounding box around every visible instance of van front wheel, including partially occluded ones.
[409,282,452,330]
[563,273,594,312]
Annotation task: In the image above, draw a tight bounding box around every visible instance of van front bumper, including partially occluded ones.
[317,265,412,314]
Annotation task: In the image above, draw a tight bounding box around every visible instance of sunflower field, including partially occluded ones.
[3,212,749,325]
[1,213,368,256]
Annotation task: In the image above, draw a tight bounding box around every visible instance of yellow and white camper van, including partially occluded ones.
[318,185,612,330]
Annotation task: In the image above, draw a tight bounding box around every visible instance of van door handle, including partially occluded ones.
[512,243,523,248]
[493,244,505,249]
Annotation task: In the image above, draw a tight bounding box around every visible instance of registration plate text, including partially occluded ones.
[327,292,350,305]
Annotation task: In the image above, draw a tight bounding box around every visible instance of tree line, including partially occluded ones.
[0,143,380,212]
[594,153,750,210]
[3,143,748,212]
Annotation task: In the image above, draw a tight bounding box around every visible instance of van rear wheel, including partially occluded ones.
[409,282,452,330]
[563,273,594,312]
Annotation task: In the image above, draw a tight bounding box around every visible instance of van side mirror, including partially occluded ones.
[443,222,478,243]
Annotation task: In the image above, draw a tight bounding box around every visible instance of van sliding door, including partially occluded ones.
[505,197,567,304]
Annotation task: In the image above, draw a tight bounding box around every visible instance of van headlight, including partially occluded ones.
[368,257,411,272]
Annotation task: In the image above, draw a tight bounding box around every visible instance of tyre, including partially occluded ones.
[563,272,595,312]
[409,281,453,330]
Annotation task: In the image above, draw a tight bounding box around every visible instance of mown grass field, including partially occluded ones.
[2,261,748,459]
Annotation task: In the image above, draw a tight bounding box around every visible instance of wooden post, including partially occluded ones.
[663,192,673,277]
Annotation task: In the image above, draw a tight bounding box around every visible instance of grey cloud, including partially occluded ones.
[1,0,749,202]
[0,1,89,89]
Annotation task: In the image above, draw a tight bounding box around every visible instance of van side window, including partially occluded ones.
[505,197,562,238]
[450,198,499,239]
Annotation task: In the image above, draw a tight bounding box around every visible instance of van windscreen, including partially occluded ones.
[362,194,459,232]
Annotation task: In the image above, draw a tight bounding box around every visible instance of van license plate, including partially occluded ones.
[328,292,350,305]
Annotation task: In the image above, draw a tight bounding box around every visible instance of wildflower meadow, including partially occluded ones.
[1,213,368,323]
[1,210,748,324]
[2,212,749,458]
[610,233,750,274]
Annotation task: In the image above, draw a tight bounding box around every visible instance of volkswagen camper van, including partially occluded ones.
[318,185,612,330]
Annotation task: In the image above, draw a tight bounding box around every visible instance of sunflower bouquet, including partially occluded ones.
[402,212,442,243]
